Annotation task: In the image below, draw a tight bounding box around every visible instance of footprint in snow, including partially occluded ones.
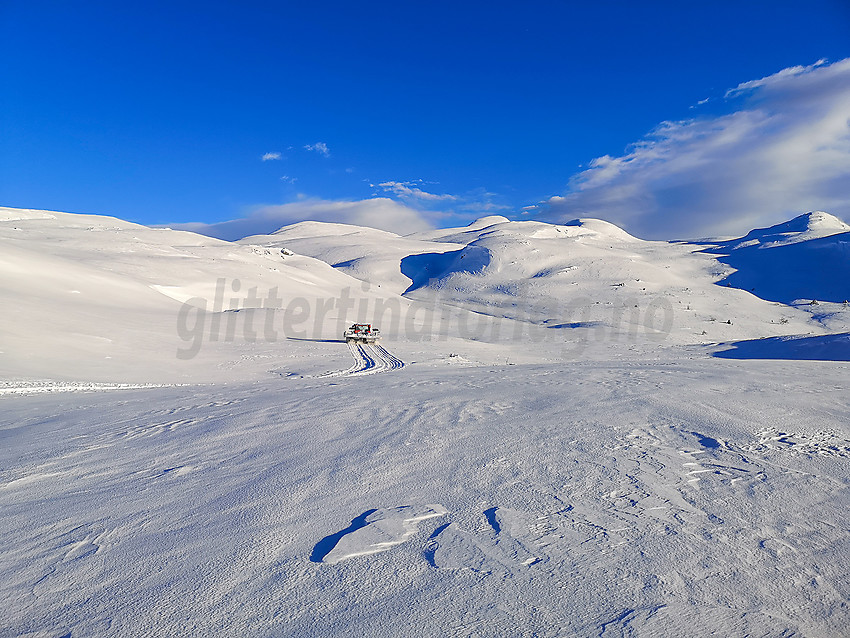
[426,508,546,574]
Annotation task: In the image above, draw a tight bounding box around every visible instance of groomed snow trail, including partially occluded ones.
[319,342,405,378]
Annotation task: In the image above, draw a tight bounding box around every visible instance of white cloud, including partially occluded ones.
[261,152,282,161]
[168,198,433,241]
[540,58,850,239]
[378,181,457,201]
[304,142,330,157]
[372,182,511,226]
[724,59,828,98]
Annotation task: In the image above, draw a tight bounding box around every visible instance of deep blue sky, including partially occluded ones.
[2,1,849,235]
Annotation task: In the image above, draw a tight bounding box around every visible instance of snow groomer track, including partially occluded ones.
[319,342,405,378]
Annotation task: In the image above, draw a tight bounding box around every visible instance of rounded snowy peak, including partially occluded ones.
[465,215,511,229]
[731,211,850,248]
[798,211,850,232]
[268,220,402,240]
[564,218,640,242]
[768,211,848,235]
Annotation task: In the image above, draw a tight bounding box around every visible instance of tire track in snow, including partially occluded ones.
[317,342,405,378]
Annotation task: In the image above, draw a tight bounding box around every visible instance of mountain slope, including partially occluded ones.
[240,221,464,295]
[244,213,849,348]
[0,208,411,382]
[3,206,848,383]
[700,212,850,304]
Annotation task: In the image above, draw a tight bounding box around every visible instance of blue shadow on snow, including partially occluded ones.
[713,333,850,361]
[310,509,378,563]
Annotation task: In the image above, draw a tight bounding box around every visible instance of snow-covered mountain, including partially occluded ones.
[0,207,412,382]
[699,212,850,306]
[714,211,850,248]
[241,221,464,295]
[244,211,848,350]
[2,205,848,383]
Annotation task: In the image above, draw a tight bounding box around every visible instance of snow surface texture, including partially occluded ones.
[0,381,172,396]
[3,362,848,637]
[2,206,849,636]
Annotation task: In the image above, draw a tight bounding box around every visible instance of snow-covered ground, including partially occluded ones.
[2,206,849,636]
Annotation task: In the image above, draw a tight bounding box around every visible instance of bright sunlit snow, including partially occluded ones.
[2,206,849,637]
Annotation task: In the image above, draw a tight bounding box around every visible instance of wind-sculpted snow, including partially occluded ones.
[313,505,448,564]
[3,361,848,636]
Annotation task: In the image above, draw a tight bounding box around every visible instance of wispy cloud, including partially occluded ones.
[168,198,432,241]
[377,180,457,201]
[261,152,282,161]
[724,59,828,98]
[304,142,330,157]
[539,58,850,239]
[372,181,511,226]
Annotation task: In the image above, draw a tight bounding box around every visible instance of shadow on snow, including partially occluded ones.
[310,509,378,563]
[713,333,850,361]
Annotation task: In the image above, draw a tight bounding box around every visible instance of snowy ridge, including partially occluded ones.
[700,212,850,305]
[721,211,850,249]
